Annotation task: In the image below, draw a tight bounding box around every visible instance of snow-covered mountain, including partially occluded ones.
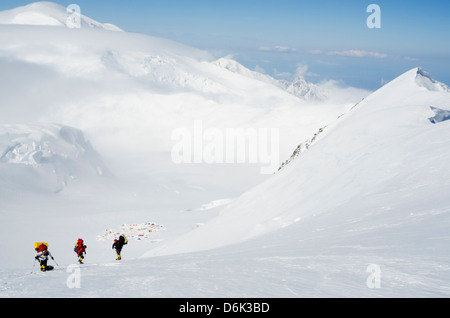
[2,67,448,298]
[0,1,367,199]
[0,124,109,195]
[0,1,122,31]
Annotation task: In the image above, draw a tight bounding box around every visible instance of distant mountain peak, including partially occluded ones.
[278,67,450,171]
[0,1,122,31]
[213,57,327,101]
[280,76,327,101]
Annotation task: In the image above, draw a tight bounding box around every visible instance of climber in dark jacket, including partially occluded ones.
[112,234,128,260]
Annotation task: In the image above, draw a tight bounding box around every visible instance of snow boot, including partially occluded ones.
[40,265,54,272]
[78,257,84,264]
[116,254,121,260]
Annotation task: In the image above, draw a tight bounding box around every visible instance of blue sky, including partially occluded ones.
[1,0,449,89]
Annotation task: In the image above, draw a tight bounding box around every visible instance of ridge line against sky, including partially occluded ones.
[0,0,448,90]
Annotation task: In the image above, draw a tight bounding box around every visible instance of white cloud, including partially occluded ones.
[258,46,297,52]
[273,68,292,79]
[404,56,419,62]
[295,63,309,77]
[326,50,388,59]
[307,49,323,55]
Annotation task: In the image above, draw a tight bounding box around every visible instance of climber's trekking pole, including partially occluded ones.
[30,258,37,274]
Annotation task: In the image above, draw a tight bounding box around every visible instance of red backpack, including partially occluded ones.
[74,239,85,254]
[37,244,48,253]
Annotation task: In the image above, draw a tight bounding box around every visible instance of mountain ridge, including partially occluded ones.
[213,57,327,101]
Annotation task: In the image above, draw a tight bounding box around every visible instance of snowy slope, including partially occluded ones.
[142,68,450,288]
[0,1,122,31]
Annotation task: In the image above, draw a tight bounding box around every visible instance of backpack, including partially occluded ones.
[74,239,86,254]
[34,242,49,253]
[76,239,84,247]
[118,235,128,245]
